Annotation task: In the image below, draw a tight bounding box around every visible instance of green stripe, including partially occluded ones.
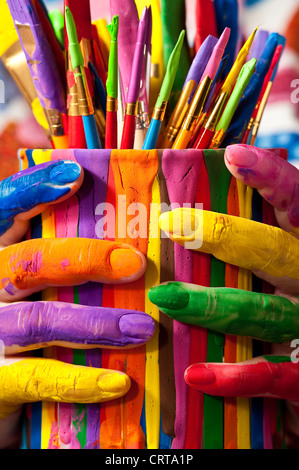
[203,149,232,449]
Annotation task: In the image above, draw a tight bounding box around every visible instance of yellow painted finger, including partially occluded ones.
[0,358,131,419]
[159,208,299,280]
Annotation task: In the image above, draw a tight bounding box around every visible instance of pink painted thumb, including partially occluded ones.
[224,145,299,232]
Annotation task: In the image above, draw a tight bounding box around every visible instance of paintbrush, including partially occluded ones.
[159,34,218,149]
[172,27,230,150]
[120,6,151,149]
[142,30,185,149]
[64,0,96,149]
[221,32,278,147]
[6,0,68,149]
[65,5,102,149]
[0,0,51,140]
[105,14,119,149]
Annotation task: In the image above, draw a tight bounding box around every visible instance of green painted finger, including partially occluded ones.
[148,281,299,343]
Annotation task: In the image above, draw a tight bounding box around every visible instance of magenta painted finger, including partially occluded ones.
[0,301,155,354]
[225,145,299,234]
[184,355,299,401]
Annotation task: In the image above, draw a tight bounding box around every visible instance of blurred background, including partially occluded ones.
[0,0,298,180]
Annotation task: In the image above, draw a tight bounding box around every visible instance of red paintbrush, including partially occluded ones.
[64,0,94,148]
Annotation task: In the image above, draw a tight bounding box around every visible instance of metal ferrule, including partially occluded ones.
[125,101,139,116]
[106,95,118,113]
[1,41,37,106]
[205,92,228,130]
[210,129,225,149]
[136,101,149,129]
[152,101,168,121]
[74,66,94,116]
[165,80,196,136]
[166,125,180,143]
[43,108,65,136]
[183,76,211,131]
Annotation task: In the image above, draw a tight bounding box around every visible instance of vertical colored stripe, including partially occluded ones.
[185,151,210,449]
[100,149,158,448]
[224,176,239,449]
[157,152,176,442]
[235,179,252,449]
[203,149,231,449]
[75,149,111,448]
[144,176,161,449]
[162,149,202,449]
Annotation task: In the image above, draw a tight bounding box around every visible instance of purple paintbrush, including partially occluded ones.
[120,6,151,149]
[7,0,68,148]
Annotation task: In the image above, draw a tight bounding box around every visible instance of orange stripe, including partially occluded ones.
[100,150,158,449]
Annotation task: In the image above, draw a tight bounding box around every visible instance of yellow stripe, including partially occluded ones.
[32,150,58,449]
[144,177,161,449]
[236,180,252,449]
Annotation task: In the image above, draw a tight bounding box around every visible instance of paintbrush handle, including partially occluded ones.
[52,135,69,149]
[194,127,214,149]
[82,114,102,149]
[105,110,118,149]
[172,128,192,149]
[68,115,87,149]
[120,113,136,149]
[142,118,162,150]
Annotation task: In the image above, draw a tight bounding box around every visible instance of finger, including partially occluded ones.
[159,208,299,281]
[225,145,299,236]
[0,358,131,419]
[0,301,155,354]
[184,356,299,402]
[0,238,146,301]
[148,281,299,343]
[0,160,84,247]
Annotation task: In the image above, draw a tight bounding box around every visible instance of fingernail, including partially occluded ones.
[225,144,258,168]
[98,371,131,397]
[109,247,146,281]
[148,282,190,310]
[159,209,198,240]
[184,364,216,386]
[50,161,82,184]
[119,313,155,341]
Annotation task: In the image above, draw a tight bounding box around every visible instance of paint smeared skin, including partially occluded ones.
[184,356,299,402]
[0,358,131,420]
[225,145,299,235]
[0,160,83,237]
[0,301,155,353]
[0,238,146,301]
[149,282,299,343]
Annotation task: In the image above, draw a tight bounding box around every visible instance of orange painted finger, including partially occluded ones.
[0,238,146,301]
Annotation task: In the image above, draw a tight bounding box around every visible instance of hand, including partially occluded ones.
[148,144,299,447]
[0,160,154,448]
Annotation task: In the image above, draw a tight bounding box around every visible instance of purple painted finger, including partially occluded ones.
[0,301,155,354]
[225,145,299,235]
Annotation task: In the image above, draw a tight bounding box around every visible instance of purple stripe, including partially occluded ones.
[74,149,111,449]
[162,149,202,449]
